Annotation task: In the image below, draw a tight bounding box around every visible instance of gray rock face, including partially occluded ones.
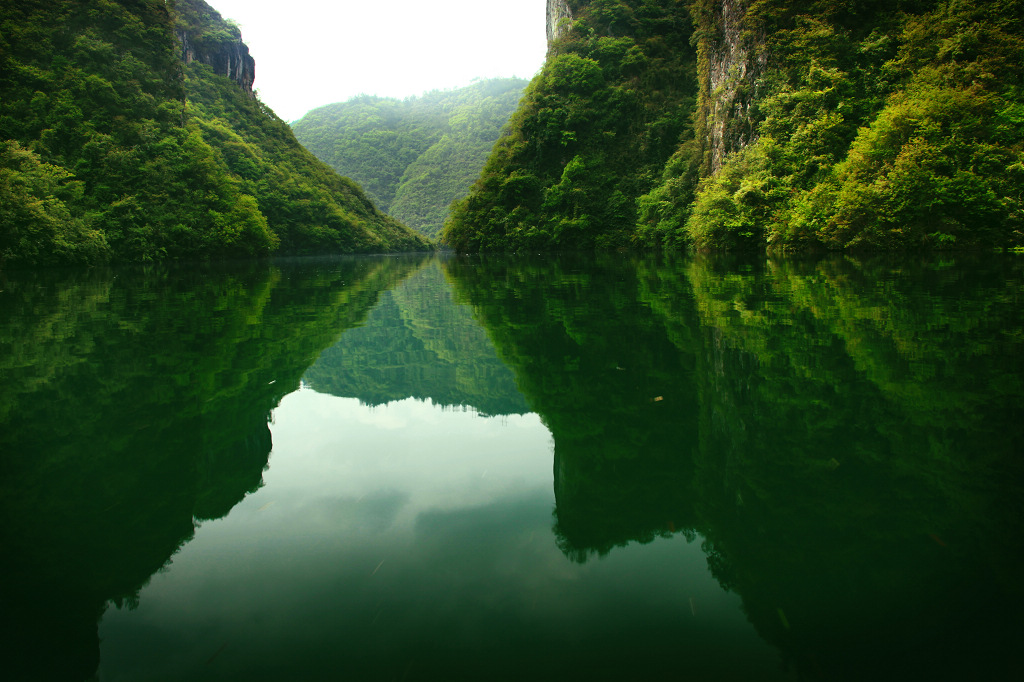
[173,0,256,96]
[704,0,765,172]
[176,28,255,95]
[547,0,574,44]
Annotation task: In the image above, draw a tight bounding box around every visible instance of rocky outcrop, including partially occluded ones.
[176,29,255,95]
[547,0,574,44]
[173,0,255,95]
[703,0,765,172]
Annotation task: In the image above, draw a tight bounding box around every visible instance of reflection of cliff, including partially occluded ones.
[682,254,1024,679]
[0,255,423,681]
[304,258,530,416]
[445,253,1024,679]
[444,254,701,559]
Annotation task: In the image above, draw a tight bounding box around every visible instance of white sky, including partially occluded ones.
[206,0,549,122]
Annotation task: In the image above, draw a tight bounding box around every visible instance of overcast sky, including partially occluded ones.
[206,0,549,122]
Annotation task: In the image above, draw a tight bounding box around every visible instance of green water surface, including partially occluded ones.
[1,253,1021,681]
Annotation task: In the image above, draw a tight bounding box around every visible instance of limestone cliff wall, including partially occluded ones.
[547,0,574,44]
[174,0,255,96]
[702,0,765,172]
[176,28,255,95]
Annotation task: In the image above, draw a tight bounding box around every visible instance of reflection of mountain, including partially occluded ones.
[680,254,1024,680]
[444,254,701,560]
[445,253,1024,679]
[0,255,424,681]
[303,259,530,416]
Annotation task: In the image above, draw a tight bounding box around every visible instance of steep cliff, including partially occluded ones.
[174,0,255,95]
[448,1,1024,254]
[693,0,764,173]
[647,0,1024,251]
[546,0,574,43]
[443,0,697,251]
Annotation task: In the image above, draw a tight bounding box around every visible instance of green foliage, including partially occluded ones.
[0,140,107,264]
[665,0,1024,251]
[442,0,698,252]
[0,0,429,266]
[802,83,1023,248]
[291,79,528,240]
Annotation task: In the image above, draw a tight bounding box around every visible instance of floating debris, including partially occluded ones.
[777,608,790,630]
[371,559,385,576]
[206,641,228,664]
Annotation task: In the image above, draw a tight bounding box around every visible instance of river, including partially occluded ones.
[2,252,1021,681]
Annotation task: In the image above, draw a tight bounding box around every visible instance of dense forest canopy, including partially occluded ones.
[291,79,528,240]
[444,0,1024,252]
[0,0,430,266]
[444,0,699,251]
[5,0,1021,263]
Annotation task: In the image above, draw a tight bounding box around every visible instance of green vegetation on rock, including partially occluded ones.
[0,0,429,266]
[444,1,698,251]
[445,0,1024,253]
[663,0,1024,251]
[291,79,528,240]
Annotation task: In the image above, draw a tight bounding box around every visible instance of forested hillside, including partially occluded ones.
[444,0,1024,252]
[444,1,698,251]
[291,79,527,239]
[0,0,430,266]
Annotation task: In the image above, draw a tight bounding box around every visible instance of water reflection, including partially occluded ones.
[1,252,1021,680]
[0,255,426,680]
[303,260,529,416]
[445,252,1024,680]
[442,254,702,560]
[679,254,1024,679]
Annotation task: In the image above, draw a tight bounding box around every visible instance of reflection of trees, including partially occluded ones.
[304,259,530,416]
[446,252,1024,679]
[444,254,701,560]
[682,253,1024,679]
[0,255,424,681]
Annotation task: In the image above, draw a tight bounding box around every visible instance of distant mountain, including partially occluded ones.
[291,79,527,240]
[0,0,430,266]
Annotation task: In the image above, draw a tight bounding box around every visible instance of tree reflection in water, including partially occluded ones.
[445,252,1024,680]
[1,252,1021,680]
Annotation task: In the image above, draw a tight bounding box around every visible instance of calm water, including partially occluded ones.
[1,253,1022,681]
